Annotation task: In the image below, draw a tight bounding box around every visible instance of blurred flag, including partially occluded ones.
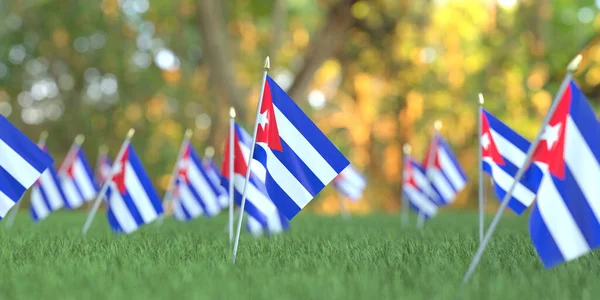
[203,158,229,209]
[251,76,350,219]
[333,165,366,201]
[529,80,600,268]
[423,134,468,205]
[0,116,53,219]
[106,145,163,234]
[30,143,69,222]
[480,110,544,215]
[58,146,98,208]
[96,151,112,186]
[402,156,438,219]
[170,142,226,221]
[222,123,288,235]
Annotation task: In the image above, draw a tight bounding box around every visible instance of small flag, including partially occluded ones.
[529,80,600,268]
[96,152,112,186]
[59,146,98,208]
[333,165,366,201]
[222,123,288,235]
[30,144,69,222]
[403,155,438,219]
[105,145,163,234]
[170,142,226,221]
[251,76,350,219]
[203,158,229,209]
[480,109,544,214]
[0,116,53,219]
[423,134,468,205]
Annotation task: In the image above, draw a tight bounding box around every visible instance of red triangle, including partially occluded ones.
[481,112,505,166]
[221,128,249,179]
[403,157,418,189]
[423,137,442,170]
[112,147,129,194]
[255,80,283,152]
[177,145,191,184]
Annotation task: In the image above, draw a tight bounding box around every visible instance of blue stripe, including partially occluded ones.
[127,146,163,215]
[189,148,221,196]
[30,202,39,222]
[221,176,269,227]
[0,167,26,201]
[431,169,457,205]
[0,115,53,173]
[38,183,54,217]
[48,167,70,209]
[70,176,86,204]
[436,135,468,183]
[484,110,531,152]
[266,76,349,174]
[76,151,99,192]
[174,197,193,221]
[404,193,432,219]
[259,139,325,197]
[567,81,600,162]
[185,182,210,217]
[106,190,123,233]
[118,188,145,227]
[529,203,565,268]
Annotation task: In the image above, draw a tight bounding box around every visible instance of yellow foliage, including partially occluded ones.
[532,90,552,115]
[292,28,309,48]
[585,66,600,86]
[382,143,401,180]
[314,59,341,86]
[125,103,142,123]
[52,28,69,48]
[146,93,168,122]
[351,1,370,20]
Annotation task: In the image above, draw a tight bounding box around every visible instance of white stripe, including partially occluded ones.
[177,183,204,218]
[187,163,220,216]
[536,174,590,261]
[483,157,536,207]
[30,186,50,220]
[437,147,466,191]
[238,141,268,184]
[489,128,527,167]
[273,105,338,184]
[0,139,42,189]
[61,178,84,208]
[108,185,139,233]
[247,214,264,237]
[73,159,96,200]
[173,200,187,220]
[39,171,65,210]
[256,144,313,210]
[404,186,438,216]
[233,173,282,232]
[427,169,455,202]
[340,166,366,188]
[218,194,228,207]
[413,168,439,202]
[565,116,600,220]
[124,162,158,223]
[337,180,362,200]
[0,190,14,217]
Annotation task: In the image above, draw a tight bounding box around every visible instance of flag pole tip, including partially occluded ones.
[229,107,236,118]
[184,129,193,139]
[567,54,582,72]
[126,128,135,139]
[75,134,85,145]
[264,56,270,70]
[40,131,49,140]
[434,120,442,131]
[402,143,412,154]
[205,146,215,158]
[478,93,484,105]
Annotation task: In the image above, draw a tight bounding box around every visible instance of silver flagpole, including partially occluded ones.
[80,128,135,237]
[462,54,582,285]
[401,143,411,227]
[478,93,485,243]
[5,131,49,228]
[156,129,193,226]
[228,107,236,245]
[232,56,270,264]
[90,144,109,212]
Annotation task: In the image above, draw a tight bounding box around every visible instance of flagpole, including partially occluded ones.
[401,143,411,227]
[80,128,135,237]
[156,129,193,226]
[5,131,49,229]
[477,93,485,243]
[461,54,582,285]
[228,107,236,245]
[232,56,270,264]
[416,211,425,229]
[339,195,350,219]
[90,144,109,212]
[58,134,86,175]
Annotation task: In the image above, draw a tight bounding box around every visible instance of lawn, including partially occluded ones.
[0,211,598,299]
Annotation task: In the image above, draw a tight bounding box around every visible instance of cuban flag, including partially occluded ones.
[529,80,600,268]
[402,155,438,219]
[333,165,366,201]
[480,110,544,215]
[105,145,164,234]
[423,134,468,205]
[96,152,112,186]
[251,76,350,219]
[203,158,229,209]
[222,123,288,235]
[0,116,53,219]
[170,142,226,221]
[30,143,69,222]
[58,146,98,209]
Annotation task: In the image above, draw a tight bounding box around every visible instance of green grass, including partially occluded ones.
[0,211,599,299]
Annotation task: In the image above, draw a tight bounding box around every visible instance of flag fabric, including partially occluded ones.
[529,80,600,268]
[30,144,69,222]
[170,142,226,221]
[105,145,163,234]
[480,110,544,215]
[222,123,288,235]
[96,152,112,186]
[333,165,366,201]
[423,134,468,205]
[58,146,98,209]
[251,76,350,219]
[402,155,438,219]
[0,116,53,219]
[203,158,229,209]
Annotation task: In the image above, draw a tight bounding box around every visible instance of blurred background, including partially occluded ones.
[0,0,598,215]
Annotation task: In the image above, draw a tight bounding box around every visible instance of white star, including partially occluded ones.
[481,133,490,150]
[540,123,562,150]
[258,111,269,131]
